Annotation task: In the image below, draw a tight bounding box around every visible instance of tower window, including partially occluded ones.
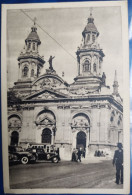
[28,42,31,50]
[33,43,35,50]
[110,116,114,122]
[83,60,91,72]
[31,69,34,77]
[23,66,29,77]
[92,34,95,42]
[93,63,97,72]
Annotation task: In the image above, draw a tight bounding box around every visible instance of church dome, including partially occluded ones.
[25,26,41,45]
[82,14,99,37]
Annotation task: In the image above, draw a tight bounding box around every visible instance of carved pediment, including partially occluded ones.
[36,116,55,126]
[34,91,57,100]
[71,114,90,129]
[24,88,69,101]
[39,78,62,88]
[8,115,22,129]
[32,74,69,90]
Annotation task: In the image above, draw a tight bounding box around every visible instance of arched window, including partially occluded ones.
[117,116,122,126]
[83,60,91,72]
[28,42,31,50]
[33,43,35,50]
[112,111,115,116]
[31,69,34,77]
[23,66,29,77]
[11,131,19,146]
[42,128,52,144]
[110,116,114,122]
[92,34,95,42]
[93,63,96,72]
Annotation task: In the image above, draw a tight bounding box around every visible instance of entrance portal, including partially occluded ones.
[11,131,19,146]
[42,128,52,144]
[76,131,86,151]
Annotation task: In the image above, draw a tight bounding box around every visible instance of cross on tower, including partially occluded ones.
[33,17,37,26]
[90,7,93,16]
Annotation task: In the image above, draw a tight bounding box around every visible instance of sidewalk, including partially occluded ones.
[81,156,112,164]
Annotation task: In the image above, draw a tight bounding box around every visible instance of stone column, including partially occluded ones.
[80,55,83,76]
[97,55,99,76]
[19,64,23,79]
[72,130,77,149]
[91,53,94,74]
[28,62,31,79]
[85,128,90,156]
[51,128,54,145]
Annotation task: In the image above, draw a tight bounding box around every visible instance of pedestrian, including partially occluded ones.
[101,151,104,157]
[97,150,100,157]
[56,147,59,155]
[83,149,86,158]
[113,143,123,184]
[94,150,97,157]
[71,148,78,162]
[77,148,82,162]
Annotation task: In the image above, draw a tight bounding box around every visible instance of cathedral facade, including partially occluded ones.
[8,13,123,160]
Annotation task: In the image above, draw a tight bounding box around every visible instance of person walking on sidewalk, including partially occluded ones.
[113,143,123,184]
[71,148,78,162]
[77,148,82,162]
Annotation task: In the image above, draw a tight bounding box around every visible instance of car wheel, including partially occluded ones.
[21,156,29,164]
[52,157,59,163]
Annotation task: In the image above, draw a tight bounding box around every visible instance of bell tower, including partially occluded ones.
[70,11,106,94]
[14,19,45,94]
[17,18,45,82]
[77,11,104,77]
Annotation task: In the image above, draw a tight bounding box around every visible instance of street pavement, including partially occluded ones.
[9,158,123,189]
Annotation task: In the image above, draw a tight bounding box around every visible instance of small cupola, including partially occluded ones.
[25,18,41,52]
[82,12,99,45]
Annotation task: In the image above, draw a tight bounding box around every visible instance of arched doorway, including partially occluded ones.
[11,131,19,146]
[71,113,90,153]
[42,128,52,144]
[76,131,86,151]
[36,109,56,144]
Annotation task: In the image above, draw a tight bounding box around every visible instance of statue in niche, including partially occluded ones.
[48,56,55,71]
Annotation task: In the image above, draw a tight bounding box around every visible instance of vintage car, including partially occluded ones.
[8,146,36,165]
[26,147,60,163]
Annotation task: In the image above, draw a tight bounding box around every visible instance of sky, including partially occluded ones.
[7,6,123,96]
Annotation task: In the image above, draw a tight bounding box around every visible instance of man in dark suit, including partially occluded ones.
[113,143,123,184]
[77,148,82,162]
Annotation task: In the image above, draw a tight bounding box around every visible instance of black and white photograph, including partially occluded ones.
[1,1,130,194]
